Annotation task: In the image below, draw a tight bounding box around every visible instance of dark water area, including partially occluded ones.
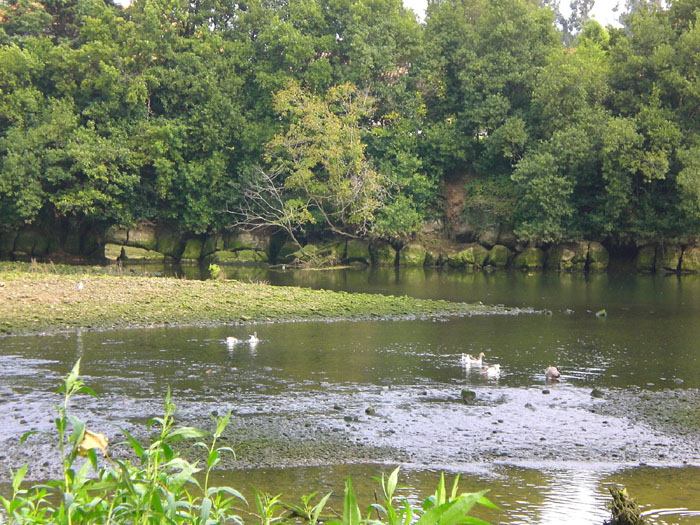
[2,267,700,523]
[221,266,700,391]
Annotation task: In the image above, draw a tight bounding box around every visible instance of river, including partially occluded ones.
[2,267,700,523]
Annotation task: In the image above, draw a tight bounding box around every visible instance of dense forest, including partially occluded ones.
[2,0,700,254]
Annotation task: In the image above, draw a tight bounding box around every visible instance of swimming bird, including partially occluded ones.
[545,366,561,381]
[461,352,485,366]
[248,332,259,344]
[483,364,501,379]
[226,336,240,347]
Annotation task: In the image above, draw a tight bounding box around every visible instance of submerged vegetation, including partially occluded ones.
[0,262,500,336]
[1,360,498,523]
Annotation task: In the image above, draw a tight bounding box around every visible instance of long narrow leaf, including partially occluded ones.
[168,427,209,441]
[66,360,81,390]
[343,478,361,525]
[118,427,146,460]
[20,430,40,445]
[207,486,247,505]
[11,465,27,493]
[474,494,498,510]
[311,492,332,525]
[387,467,399,500]
[77,385,98,398]
[67,415,85,444]
[200,497,212,522]
[450,475,461,502]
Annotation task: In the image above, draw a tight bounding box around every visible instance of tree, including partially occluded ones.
[418,0,560,239]
[512,151,574,243]
[232,81,388,249]
[541,0,595,45]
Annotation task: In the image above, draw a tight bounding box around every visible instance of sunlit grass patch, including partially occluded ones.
[0,262,495,336]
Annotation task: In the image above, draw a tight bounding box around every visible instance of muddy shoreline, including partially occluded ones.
[4,381,700,483]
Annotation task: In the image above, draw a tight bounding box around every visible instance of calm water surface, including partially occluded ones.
[2,268,700,523]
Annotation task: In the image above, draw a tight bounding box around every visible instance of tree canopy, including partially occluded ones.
[2,0,700,249]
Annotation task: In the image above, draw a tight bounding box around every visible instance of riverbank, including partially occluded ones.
[206,385,700,472]
[0,262,509,336]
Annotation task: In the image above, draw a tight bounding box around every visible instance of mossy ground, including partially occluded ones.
[0,262,494,336]
[595,387,700,436]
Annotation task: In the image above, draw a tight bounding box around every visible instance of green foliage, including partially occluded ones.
[372,195,425,247]
[419,0,559,180]
[236,81,394,245]
[4,0,700,249]
[512,151,574,243]
[0,360,248,524]
[324,467,496,525]
[1,363,497,524]
[208,263,222,279]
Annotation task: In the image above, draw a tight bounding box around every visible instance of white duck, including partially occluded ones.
[226,336,240,347]
[248,332,259,344]
[545,366,561,381]
[461,352,486,366]
[483,364,501,379]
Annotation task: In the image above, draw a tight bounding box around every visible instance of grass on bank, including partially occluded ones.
[0,262,497,336]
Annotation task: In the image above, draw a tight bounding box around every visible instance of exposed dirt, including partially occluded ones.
[4,380,700,483]
[442,177,469,239]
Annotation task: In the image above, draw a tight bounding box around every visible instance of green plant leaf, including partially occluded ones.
[161,442,174,462]
[166,489,176,519]
[416,490,492,525]
[436,473,446,506]
[450,474,461,501]
[19,430,40,444]
[207,486,247,505]
[253,486,265,515]
[214,411,232,437]
[63,491,75,511]
[113,459,138,496]
[87,448,98,472]
[165,458,201,491]
[311,492,332,525]
[387,466,399,500]
[67,415,85,444]
[74,459,91,491]
[207,448,219,469]
[12,465,28,493]
[85,479,120,492]
[343,477,361,525]
[401,500,413,525]
[474,494,498,510]
[66,360,81,390]
[77,385,98,398]
[200,496,212,521]
[119,427,145,460]
[168,426,209,441]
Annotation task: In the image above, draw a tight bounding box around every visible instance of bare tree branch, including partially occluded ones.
[224,166,306,251]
